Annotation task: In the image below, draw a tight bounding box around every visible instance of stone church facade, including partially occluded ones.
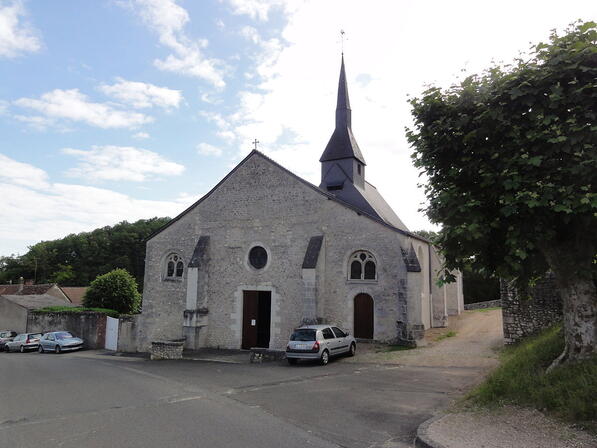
[138,57,464,352]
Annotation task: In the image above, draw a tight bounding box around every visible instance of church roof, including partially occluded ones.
[320,55,366,164]
[147,150,429,244]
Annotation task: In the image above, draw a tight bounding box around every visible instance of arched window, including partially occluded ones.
[348,251,377,280]
[165,253,184,279]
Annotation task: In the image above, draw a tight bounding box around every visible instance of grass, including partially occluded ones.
[468,325,597,432]
[470,307,502,312]
[435,330,457,341]
[35,306,120,318]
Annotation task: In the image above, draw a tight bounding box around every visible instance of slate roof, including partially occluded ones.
[401,244,422,272]
[320,55,366,164]
[302,236,324,269]
[0,294,77,310]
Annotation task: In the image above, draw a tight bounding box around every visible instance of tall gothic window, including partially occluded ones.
[165,253,184,279]
[348,251,377,280]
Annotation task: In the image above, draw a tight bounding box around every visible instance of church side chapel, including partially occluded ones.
[139,56,464,352]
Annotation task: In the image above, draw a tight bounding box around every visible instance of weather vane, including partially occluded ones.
[252,138,259,151]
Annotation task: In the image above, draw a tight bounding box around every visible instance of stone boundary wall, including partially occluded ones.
[27,311,107,349]
[150,340,184,360]
[501,273,562,344]
[464,299,502,310]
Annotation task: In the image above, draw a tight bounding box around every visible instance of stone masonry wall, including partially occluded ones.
[140,153,437,351]
[501,273,562,344]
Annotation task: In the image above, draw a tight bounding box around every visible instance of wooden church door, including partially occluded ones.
[354,293,374,339]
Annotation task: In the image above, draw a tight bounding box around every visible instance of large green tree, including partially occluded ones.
[407,21,596,365]
[83,268,141,314]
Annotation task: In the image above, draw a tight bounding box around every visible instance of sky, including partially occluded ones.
[0,0,595,257]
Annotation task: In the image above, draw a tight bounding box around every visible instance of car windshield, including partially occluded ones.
[55,332,74,340]
[29,334,42,339]
[290,329,316,341]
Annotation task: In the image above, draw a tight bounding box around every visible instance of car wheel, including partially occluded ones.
[4,345,8,352]
[55,345,61,354]
[348,343,356,357]
[320,350,329,366]
[20,345,25,353]
[287,358,297,365]
[38,345,44,353]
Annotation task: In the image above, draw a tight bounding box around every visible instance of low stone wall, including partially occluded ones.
[150,340,184,360]
[501,273,562,344]
[464,299,502,310]
[27,311,107,349]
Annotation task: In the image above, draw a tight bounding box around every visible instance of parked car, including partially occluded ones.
[286,325,356,365]
[4,333,43,353]
[38,331,84,353]
[0,330,17,350]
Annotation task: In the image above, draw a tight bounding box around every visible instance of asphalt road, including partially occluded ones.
[0,349,483,448]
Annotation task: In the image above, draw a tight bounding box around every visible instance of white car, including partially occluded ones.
[286,325,356,365]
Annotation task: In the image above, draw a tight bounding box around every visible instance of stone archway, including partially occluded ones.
[354,293,374,339]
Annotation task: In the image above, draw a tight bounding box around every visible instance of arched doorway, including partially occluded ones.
[354,293,374,339]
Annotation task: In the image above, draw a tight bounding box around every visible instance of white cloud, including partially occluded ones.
[222,0,291,21]
[133,131,150,139]
[0,0,41,58]
[99,78,183,109]
[62,145,185,181]
[197,142,223,157]
[0,155,194,256]
[125,0,225,87]
[0,153,49,189]
[14,89,153,129]
[216,0,596,231]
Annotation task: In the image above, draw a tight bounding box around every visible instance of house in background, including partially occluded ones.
[0,282,71,303]
[0,294,74,333]
[60,287,88,306]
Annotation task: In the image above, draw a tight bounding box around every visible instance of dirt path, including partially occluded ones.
[349,309,503,370]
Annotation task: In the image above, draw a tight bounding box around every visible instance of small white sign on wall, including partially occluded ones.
[251,319,256,326]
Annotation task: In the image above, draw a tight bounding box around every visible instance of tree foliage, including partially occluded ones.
[83,268,141,314]
[0,217,170,289]
[408,21,596,362]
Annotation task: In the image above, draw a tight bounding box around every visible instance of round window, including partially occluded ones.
[248,246,268,269]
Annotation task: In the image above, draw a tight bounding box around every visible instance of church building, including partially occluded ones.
[138,57,464,352]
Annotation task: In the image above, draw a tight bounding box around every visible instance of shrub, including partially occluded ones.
[83,268,141,314]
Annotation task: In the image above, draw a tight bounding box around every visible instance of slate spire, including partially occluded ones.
[336,54,351,129]
[320,55,366,164]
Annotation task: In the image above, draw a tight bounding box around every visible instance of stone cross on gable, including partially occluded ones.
[252,139,259,151]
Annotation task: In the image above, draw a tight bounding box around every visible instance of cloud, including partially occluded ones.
[0,0,41,58]
[14,89,153,129]
[133,131,150,139]
[99,78,183,109]
[213,0,594,232]
[0,153,49,189]
[125,0,225,87]
[62,145,185,181]
[222,0,290,21]
[197,142,223,157]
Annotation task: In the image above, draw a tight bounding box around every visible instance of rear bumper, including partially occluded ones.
[285,351,321,360]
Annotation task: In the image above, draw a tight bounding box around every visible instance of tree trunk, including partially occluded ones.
[541,242,597,368]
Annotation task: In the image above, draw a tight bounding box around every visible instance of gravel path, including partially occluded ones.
[427,406,597,448]
[348,309,503,371]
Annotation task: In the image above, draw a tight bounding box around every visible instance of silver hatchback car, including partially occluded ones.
[286,325,356,365]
